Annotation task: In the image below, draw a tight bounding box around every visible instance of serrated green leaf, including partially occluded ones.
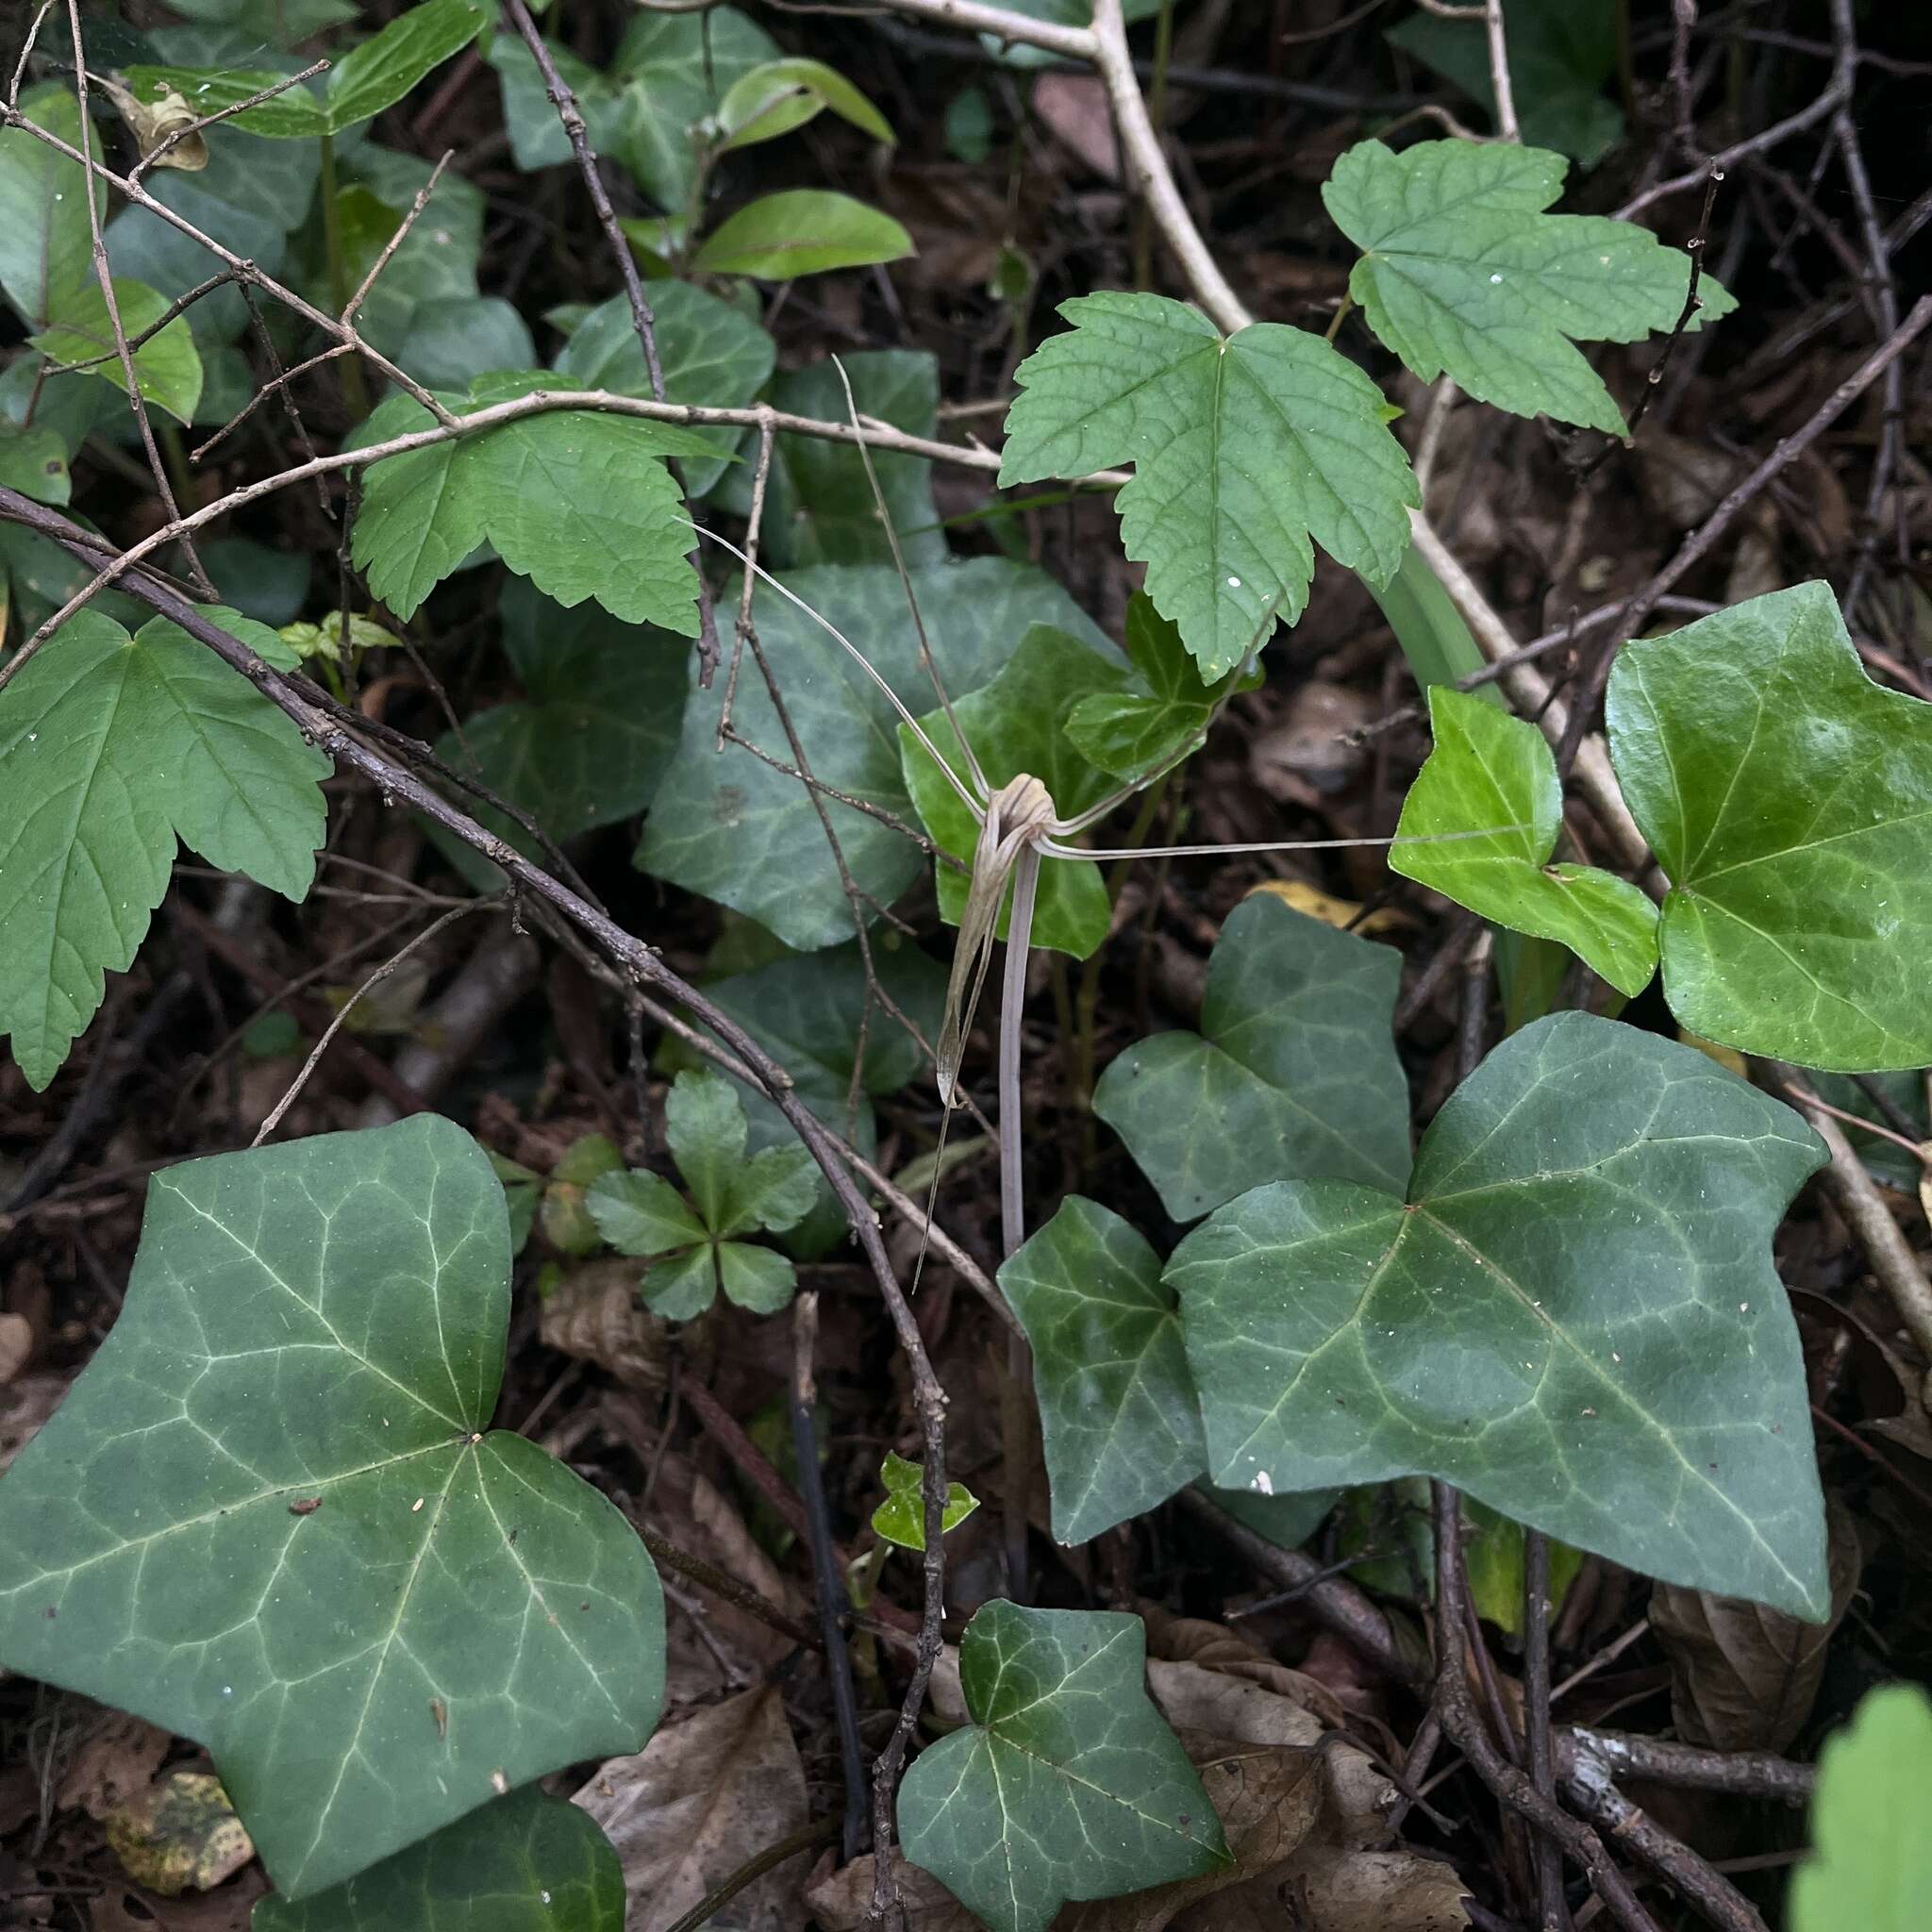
[253,1785,625,1932]
[1790,1684,1932,1932]
[897,1602,1228,1932]
[0,1116,665,1897]
[664,1068,748,1229]
[349,374,712,628]
[639,560,1108,950]
[1607,584,1932,1071]
[1392,685,1659,996]
[31,278,204,424]
[0,85,93,326]
[716,58,894,154]
[640,1247,718,1322]
[588,1169,708,1258]
[0,422,71,506]
[872,1452,978,1552]
[0,608,328,1091]
[901,624,1128,958]
[1000,1197,1208,1544]
[1093,893,1412,1220]
[1170,1010,1830,1615]
[716,1143,818,1241]
[715,1241,797,1314]
[690,192,913,280]
[1324,140,1735,437]
[1062,593,1239,783]
[999,291,1419,679]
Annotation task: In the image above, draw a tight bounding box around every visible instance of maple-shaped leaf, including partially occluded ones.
[999,291,1418,679]
[1324,139,1736,436]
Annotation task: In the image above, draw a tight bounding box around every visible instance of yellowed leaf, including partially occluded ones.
[1246,879,1406,937]
[106,1770,254,1896]
[1676,1028,1749,1079]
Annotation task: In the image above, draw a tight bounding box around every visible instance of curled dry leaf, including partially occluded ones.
[0,1309,31,1385]
[574,1684,808,1932]
[106,1768,254,1896]
[56,1703,172,1821]
[97,75,208,171]
[539,1257,669,1391]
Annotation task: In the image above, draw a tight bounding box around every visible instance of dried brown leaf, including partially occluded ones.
[539,1258,667,1391]
[0,1311,31,1385]
[56,1705,172,1822]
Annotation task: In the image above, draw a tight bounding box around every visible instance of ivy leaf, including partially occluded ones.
[999,291,1419,679]
[1324,140,1735,437]
[1093,893,1412,1220]
[897,1602,1228,1932]
[1393,685,1659,996]
[253,1786,625,1932]
[0,608,328,1091]
[871,1453,979,1552]
[348,373,716,628]
[1790,1685,1932,1932]
[31,278,205,425]
[0,85,94,325]
[1170,1010,1831,1616]
[639,560,1108,951]
[689,191,913,280]
[900,624,1129,959]
[1000,1197,1208,1544]
[0,1116,666,1898]
[1607,582,1932,1072]
[715,58,895,154]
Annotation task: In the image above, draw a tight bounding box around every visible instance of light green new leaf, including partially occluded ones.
[1324,140,1735,437]
[667,1068,817,1240]
[690,192,914,279]
[901,624,1130,959]
[0,85,92,325]
[0,1116,665,1898]
[872,1452,979,1552]
[1393,685,1659,995]
[898,1602,1228,1932]
[1790,1684,1932,1932]
[253,1786,625,1932]
[716,58,895,154]
[1607,583,1932,1071]
[1171,1011,1831,1616]
[31,278,204,424]
[0,608,327,1091]
[1000,291,1419,679]
[640,560,1108,950]
[349,374,714,628]
[1000,1198,1208,1544]
[1093,892,1412,1220]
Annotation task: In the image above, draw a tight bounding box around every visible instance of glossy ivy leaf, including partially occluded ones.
[1171,1010,1831,1616]
[1393,685,1659,996]
[0,608,327,1091]
[589,1071,816,1318]
[1000,1197,1208,1544]
[897,1602,1228,1932]
[253,1786,625,1932]
[126,0,486,139]
[1387,0,1624,164]
[872,1452,979,1552]
[0,86,95,326]
[31,278,204,425]
[1000,291,1418,680]
[901,624,1128,959]
[1093,892,1412,1220]
[1324,140,1735,438]
[715,58,895,154]
[349,373,714,629]
[640,560,1107,950]
[1607,583,1932,1072]
[556,283,775,500]
[1790,1684,1932,1932]
[690,191,914,280]
[0,1116,665,1897]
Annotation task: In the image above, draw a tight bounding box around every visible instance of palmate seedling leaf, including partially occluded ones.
[31,277,205,425]
[0,608,327,1091]
[897,1602,1228,1932]
[999,291,1419,679]
[1607,582,1932,1071]
[1393,685,1659,996]
[0,1115,666,1899]
[1324,140,1735,438]
[348,373,715,629]
[1092,893,1412,1220]
[640,560,1108,950]
[900,623,1129,959]
[253,1784,625,1931]
[872,1452,979,1552]
[1000,1197,1208,1544]
[1170,1010,1832,1616]
[1790,1684,1932,1932]
[689,191,914,280]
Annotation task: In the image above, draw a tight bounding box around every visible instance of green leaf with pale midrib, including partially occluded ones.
[1171,1010,1830,1617]
[31,278,205,425]
[0,1115,664,1900]
[0,85,93,325]
[1607,581,1932,1072]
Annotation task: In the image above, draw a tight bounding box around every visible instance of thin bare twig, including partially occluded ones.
[130,58,330,179]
